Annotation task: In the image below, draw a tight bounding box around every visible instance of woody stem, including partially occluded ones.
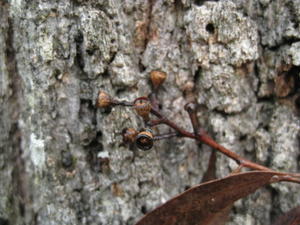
[150,107,272,172]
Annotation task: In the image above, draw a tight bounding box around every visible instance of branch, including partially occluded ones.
[151,107,272,172]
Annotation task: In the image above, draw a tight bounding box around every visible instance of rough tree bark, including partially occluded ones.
[0,0,299,225]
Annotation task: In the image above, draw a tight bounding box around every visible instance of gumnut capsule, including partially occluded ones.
[150,70,167,89]
[96,91,113,108]
[122,128,138,144]
[135,129,154,151]
[133,97,152,121]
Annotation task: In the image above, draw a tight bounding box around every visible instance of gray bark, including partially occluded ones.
[0,0,300,225]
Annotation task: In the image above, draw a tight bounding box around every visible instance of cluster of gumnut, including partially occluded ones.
[96,70,300,183]
[96,70,169,151]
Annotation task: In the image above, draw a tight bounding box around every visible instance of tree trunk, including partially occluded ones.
[0,0,299,224]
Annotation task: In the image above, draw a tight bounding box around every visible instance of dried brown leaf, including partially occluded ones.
[135,171,280,225]
[200,151,231,225]
[203,204,232,225]
[201,151,217,183]
[271,206,300,225]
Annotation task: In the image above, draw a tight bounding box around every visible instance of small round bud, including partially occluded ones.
[135,129,154,151]
[150,70,167,89]
[122,128,138,144]
[96,91,112,108]
[133,97,152,121]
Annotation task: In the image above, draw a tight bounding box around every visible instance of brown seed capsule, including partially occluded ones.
[122,128,138,144]
[150,70,167,89]
[133,97,152,121]
[96,91,112,108]
[135,130,154,151]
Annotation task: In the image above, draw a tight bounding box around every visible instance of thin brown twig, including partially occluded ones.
[113,100,134,107]
[184,102,200,136]
[109,96,300,184]
[153,132,179,141]
[150,107,273,172]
